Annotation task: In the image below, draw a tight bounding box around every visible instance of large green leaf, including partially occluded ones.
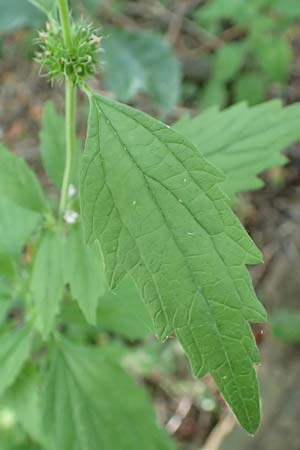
[175,100,300,199]
[0,198,42,255]
[64,224,107,324]
[103,28,181,111]
[40,101,81,188]
[98,276,153,340]
[80,93,266,433]
[42,337,177,450]
[0,145,45,212]
[0,326,32,397]
[31,232,65,338]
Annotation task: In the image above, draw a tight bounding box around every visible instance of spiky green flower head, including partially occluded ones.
[35,21,101,84]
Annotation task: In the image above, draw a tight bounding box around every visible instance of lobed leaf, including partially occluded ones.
[42,337,177,450]
[175,100,300,199]
[80,93,266,433]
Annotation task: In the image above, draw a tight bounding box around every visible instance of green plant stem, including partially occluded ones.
[57,0,77,219]
[57,0,73,48]
[59,79,77,217]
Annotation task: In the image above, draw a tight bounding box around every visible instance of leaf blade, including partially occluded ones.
[31,232,65,338]
[0,198,42,255]
[80,93,266,433]
[0,145,45,212]
[175,100,300,199]
[64,224,107,324]
[0,326,32,397]
[42,337,177,450]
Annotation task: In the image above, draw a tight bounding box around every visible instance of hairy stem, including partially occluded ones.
[57,0,77,219]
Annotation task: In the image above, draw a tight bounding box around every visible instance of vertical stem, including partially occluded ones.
[57,0,77,218]
[59,80,77,217]
[57,0,72,48]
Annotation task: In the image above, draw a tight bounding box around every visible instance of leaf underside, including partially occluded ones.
[80,93,267,433]
[175,100,300,199]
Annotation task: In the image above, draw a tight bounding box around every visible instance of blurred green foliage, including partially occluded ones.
[270,310,300,344]
[0,0,298,111]
[194,0,297,107]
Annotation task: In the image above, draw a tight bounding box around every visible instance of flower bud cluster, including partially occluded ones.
[35,21,101,84]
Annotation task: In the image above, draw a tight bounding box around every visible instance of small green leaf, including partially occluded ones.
[213,44,246,82]
[98,276,153,340]
[103,28,181,111]
[0,198,42,255]
[80,93,266,433]
[175,100,300,198]
[234,73,266,105]
[64,224,107,324]
[255,38,292,83]
[42,337,177,450]
[0,326,32,397]
[31,232,65,338]
[0,145,45,212]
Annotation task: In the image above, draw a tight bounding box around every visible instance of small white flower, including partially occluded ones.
[64,210,79,225]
